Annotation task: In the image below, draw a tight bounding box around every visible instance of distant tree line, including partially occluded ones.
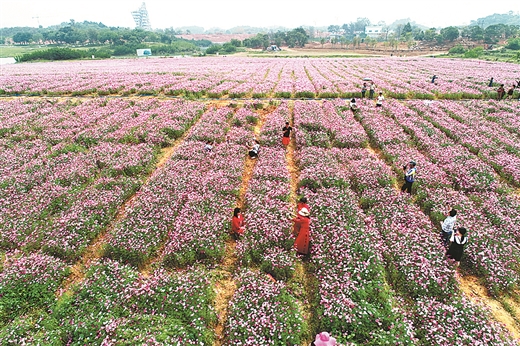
[324,17,519,46]
[204,27,309,55]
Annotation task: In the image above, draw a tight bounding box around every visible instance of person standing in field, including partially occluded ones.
[401,160,417,194]
[446,227,468,267]
[441,208,457,247]
[293,197,310,237]
[361,83,367,98]
[292,207,311,256]
[231,207,245,239]
[497,84,505,100]
[431,75,437,83]
[282,122,292,147]
[369,81,375,99]
[376,92,384,108]
[507,84,515,99]
[488,77,494,87]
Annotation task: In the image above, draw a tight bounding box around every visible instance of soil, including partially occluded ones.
[213,102,270,345]
[58,109,205,294]
[459,275,520,340]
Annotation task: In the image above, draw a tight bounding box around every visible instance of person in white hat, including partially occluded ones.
[292,207,311,256]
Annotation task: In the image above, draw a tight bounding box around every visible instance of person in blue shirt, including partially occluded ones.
[401,161,417,194]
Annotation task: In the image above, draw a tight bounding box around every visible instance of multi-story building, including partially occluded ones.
[131,2,152,31]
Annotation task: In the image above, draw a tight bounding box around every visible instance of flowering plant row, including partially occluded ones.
[1,259,217,345]
[224,269,306,345]
[296,147,415,344]
[2,58,519,99]
[104,106,246,268]
[0,98,203,261]
[236,128,295,277]
[356,100,520,293]
[294,105,517,344]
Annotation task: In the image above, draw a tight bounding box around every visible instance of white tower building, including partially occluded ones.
[131,2,152,31]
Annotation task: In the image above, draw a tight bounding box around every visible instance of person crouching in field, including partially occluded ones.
[441,207,457,247]
[350,98,358,113]
[231,207,245,239]
[248,140,260,159]
[282,122,292,147]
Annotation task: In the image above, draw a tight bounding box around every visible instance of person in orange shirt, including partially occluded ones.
[292,207,310,256]
[231,207,245,239]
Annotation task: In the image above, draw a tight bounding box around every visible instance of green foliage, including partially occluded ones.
[449,45,467,54]
[464,47,484,58]
[506,38,520,50]
[205,44,222,54]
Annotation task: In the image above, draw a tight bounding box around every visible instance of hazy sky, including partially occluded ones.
[0,0,518,30]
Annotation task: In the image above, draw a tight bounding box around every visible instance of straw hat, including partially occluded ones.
[298,207,310,217]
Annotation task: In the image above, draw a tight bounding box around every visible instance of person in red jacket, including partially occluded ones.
[292,207,311,256]
[231,207,245,239]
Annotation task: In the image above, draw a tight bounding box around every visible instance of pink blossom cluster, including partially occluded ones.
[106,106,244,267]
[224,269,305,345]
[294,107,516,344]
[0,98,202,260]
[1,259,216,344]
[2,58,519,99]
[358,99,520,293]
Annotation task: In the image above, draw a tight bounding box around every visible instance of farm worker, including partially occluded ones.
[312,332,337,346]
[507,84,515,99]
[204,141,213,152]
[488,77,494,87]
[350,98,358,113]
[282,122,292,146]
[248,140,260,159]
[361,82,367,98]
[431,75,437,83]
[292,208,310,255]
[369,81,376,99]
[231,207,245,239]
[376,92,384,108]
[401,160,417,194]
[446,227,468,267]
[497,84,505,100]
[441,208,457,247]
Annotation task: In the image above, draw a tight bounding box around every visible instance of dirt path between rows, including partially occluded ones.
[213,103,271,346]
[360,110,520,341]
[459,275,520,340]
[58,112,204,294]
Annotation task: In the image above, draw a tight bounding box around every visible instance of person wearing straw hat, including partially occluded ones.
[292,207,311,255]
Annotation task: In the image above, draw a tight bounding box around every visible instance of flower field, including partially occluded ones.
[1,57,520,100]
[1,58,520,345]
